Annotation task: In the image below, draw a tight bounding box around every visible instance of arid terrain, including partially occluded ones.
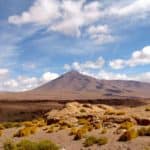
[0,102,150,150]
[0,71,150,150]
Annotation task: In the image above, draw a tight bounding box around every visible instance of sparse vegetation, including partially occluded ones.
[14,126,38,137]
[83,136,108,147]
[83,136,97,147]
[0,130,2,136]
[97,137,108,145]
[119,129,138,141]
[145,107,150,111]
[74,126,88,140]
[101,128,107,134]
[4,139,59,150]
[138,126,150,136]
[4,140,17,150]
[0,122,21,129]
[119,121,135,130]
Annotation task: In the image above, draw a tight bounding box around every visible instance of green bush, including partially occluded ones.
[4,140,17,150]
[4,139,59,150]
[119,129,138,141]
[83,136,108,147]
[38,140,59,150]
[97,137,108,145]
[17,140,38,150]
[83,136,97,147]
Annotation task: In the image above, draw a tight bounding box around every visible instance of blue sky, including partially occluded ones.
[0,0,150,91]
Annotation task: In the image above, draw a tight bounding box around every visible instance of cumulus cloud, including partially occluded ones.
[87,25,116,45]
[110,46,150,69]
[0,68,9,77]
[108,0,150,17]
[0,71,59,91]
[64,57,105,71]
[8,0,102,37]
[82,70,150,83]
[8,0,60,25]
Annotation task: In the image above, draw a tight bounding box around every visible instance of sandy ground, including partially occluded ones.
[0,126,150,150]
[0,104,150,150]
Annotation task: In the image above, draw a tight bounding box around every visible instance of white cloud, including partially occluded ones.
[87,25,116,45]
[8,0,60,25]
[110,46,150,69]
[8,0,101,37]
[0,68,9,77]
[0,71,59,91]
[42,72,59,82]
[81,70,150,83]
[64,57,105,71]
[109,0,150,17]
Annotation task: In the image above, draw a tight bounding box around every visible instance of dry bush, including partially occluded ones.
[0,130,2,136]
[138,126,150,136]
[47,124,60,133]
[119,121,135,130]
[83,136,97,147]
[78,119,89,125]
[83,136,108,147]
[97,137,108,145]
[118,129,138,141]
[101,128,107,134]
[74,126,88,140]
[23,121,34,127]
[145,107,150,111]
[14,126,38,137]
[69,127,79,135]
[4,139,59,150]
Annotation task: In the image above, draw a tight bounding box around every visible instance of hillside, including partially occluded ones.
[0,71,150,101]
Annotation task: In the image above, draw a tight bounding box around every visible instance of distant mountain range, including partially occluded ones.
[0,71,150,101]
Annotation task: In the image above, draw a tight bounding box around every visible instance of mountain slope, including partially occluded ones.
[0,71,150,100]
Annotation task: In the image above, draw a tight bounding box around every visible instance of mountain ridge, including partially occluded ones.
[0,71,150,101]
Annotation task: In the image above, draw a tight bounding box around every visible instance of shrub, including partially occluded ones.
[93,123,102,129]
[78,119,89,125]
[116,111,126,115]
[101,128,107,134]
[83,136,108,147]
[0,130,2,136]
[138,127,150,136]
[0,124,4,130]
[83,136,97,147]
[37,140,59,150]
[47,124,60,133]
[32,118,47,127]
[97,137,108,145]
[104,110,116,115]
[145,107,150,111]
[14,126,38,137]
[69,127,79,135]
[23,121,34,127]
[118,129,138,141]
[4,140,17,150]
[74,126,88,140]
[4,139,59,150]
[80,109,86,113]
[17,140,38,150]
[1,122,21,129]
[119,121,134,130]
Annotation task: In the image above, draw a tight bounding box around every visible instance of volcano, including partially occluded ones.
[0,71,150,101]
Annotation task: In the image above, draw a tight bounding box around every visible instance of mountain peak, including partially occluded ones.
[65,70,81,76]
